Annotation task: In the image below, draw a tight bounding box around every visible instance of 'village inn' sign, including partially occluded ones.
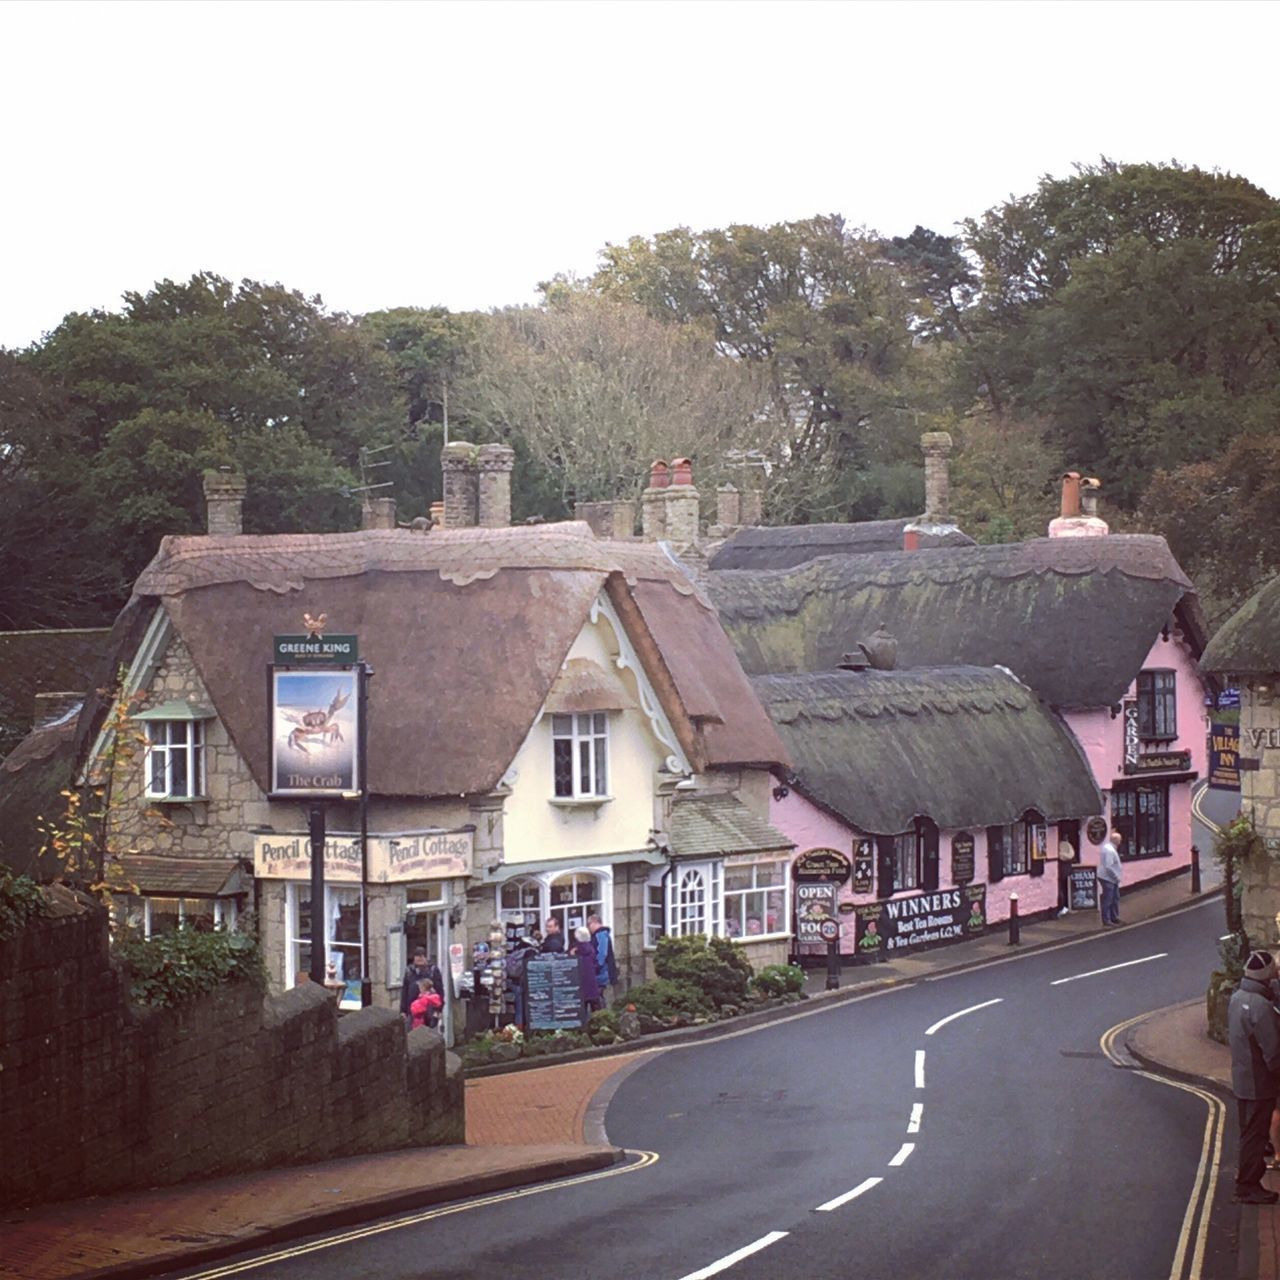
[253,830,473,883]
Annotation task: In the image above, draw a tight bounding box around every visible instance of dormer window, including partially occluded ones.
[552,712,608,799]
[135,701,214,802]
[1136,670,1177,740]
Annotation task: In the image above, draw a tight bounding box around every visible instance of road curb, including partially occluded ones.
[68,1148,622,1280]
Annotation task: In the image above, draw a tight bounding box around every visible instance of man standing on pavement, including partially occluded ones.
[540,917,565,954]
[1097,828,1124,926]
[1229,951,1280,1204]
[587,914,619,1003]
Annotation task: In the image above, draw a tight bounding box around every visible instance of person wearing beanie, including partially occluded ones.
[572,925,602,1012]
[1229,950,1280,1203]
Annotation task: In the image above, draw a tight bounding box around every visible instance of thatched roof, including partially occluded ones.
[1201,576,1280,676]
[753,667,1102,834]
[0,628,112,761]
[709,520,974,570]
[709,535,1206,710]
[70,524,785,804]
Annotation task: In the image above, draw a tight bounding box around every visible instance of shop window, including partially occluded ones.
[115,894,233,937]
[664,862,722,938]
[723,859,789,939]
[552,713,609,799]
[1136,670,1177,741]
[986,824,1029,880]
[877,821,938,897]
[497,877,544,935]
[145,720,206,801]
[548,871,603,935]
[893,832,921,892]
[1111,784,1169,858]
[287,884,364,984]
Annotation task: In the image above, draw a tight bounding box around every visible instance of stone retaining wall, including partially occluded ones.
[0,890,464,1208]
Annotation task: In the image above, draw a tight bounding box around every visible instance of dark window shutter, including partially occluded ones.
[921,822,939,891]
[876,836,895,899]
[987,826,1004,883]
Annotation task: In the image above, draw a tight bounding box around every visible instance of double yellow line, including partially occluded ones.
[182,1150,660,1278]
[1101,1013,1224,1280]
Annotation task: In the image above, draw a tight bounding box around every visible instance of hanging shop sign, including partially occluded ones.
[950,832,975,884]
[269,666,360,797]
[1122,700,1140,772]
[793,848,852,884]
[253,830,473,882]
[853,885,987,959]
[273,634,359,664]
[1123,749,1192,776]
[1209,722,1242,791]
[1068,866,1098,910]
[850,839,874,895]
[795,882,839,944]
[1086,816,1109,846]
[525,956,585,1031]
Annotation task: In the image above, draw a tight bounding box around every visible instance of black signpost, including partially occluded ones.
[525,956,585,1030]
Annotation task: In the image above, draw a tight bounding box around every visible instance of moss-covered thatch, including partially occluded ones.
[1201,576,1280,675]
[709,535,1205,710]
[754,667,1102,834]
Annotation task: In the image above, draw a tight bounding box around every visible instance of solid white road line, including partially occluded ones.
[908,1103,923,1133]
[889,1143,915,1167]
[1050,953,1168,986]
[815,1177,883,1212]
[924,997,1003,1036]
[914,1049,926,1088]
[677,1231,790,1279]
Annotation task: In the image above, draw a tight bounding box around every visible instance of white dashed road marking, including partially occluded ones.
[815,1177,883,1212]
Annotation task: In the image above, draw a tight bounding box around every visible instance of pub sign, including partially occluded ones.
[1209,722,1241,791]
[851,839,874,894]
[854,885,987,959]
[950,832,975,884]
[270,668,360,797]
[794,848,852,884]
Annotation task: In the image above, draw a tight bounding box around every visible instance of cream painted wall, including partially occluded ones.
[501,605,671,865]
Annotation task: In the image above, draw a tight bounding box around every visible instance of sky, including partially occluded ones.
[1,0,1277,350]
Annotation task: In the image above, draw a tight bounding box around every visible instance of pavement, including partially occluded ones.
[1,863,1251,1280]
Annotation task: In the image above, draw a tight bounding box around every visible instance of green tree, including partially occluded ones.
[961,160,1280,509]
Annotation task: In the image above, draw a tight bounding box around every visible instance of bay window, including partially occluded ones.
[723,858,789,939]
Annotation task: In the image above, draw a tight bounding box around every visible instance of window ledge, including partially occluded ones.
[549,795,614,809]
[145,795,209,805]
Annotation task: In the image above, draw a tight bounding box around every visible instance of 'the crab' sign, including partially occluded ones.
[270,667,361,796]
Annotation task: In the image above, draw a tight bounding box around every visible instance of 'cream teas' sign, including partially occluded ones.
[253,830,472,882]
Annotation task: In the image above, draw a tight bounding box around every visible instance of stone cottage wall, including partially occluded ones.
[1240,686,1280,949]
[0,891,464,1209]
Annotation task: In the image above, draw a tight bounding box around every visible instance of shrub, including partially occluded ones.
[588,1008,621,1044]
[0,866,46,943]
[653,933,752,1009]
[749,963,805,998]
[114,925,266,1008]
[614,977,713,1027]
[462,1031,498,1067]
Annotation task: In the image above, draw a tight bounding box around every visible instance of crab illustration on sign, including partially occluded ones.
[281,686,349,754]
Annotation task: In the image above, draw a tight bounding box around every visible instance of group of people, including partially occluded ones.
[508,913,619,1021]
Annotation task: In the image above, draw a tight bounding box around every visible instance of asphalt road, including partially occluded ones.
[174,898,1234,1280]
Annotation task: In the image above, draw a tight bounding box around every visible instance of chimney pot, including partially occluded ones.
[202,468,247,536]
[1059,472,1082,519]
[649,460,671,490]
[671,457,693,486]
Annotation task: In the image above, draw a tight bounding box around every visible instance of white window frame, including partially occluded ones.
[664,861,723,939]
[893,831,922,892]
[551,712,609,799]
[144,719,207,801]
[118,894,234,938]
[495,867,615,939]
[645,875,666,949]
[547,870,605,936]
[722,857,790,941]
[286,883,365,986]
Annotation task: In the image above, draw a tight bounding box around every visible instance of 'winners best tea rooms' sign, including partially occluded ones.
[855,885,987,958]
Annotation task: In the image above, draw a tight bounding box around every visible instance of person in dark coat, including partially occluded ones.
[1229,950,1280,1204]
[400,947,444,1027]
[573,926,603,1012]
[540,917,566,953]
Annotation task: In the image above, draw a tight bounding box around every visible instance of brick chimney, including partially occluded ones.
[663,457,700,545]
[716,484,740,530]
[1049,472,1108,538]
[477,443,515,527]
[574,499,636,540]
[441,442,478,528]
[361,496,397,530]
[641,460,669,541]
[202,468,246,536]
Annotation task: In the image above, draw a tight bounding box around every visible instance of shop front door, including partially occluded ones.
[405,905,452,1046]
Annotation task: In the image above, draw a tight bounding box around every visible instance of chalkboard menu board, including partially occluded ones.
[950,832,975,884]
[1068,867,1098,910]
[525,956,585,1031]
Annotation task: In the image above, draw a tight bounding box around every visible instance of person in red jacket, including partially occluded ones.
[410,977,443,1029]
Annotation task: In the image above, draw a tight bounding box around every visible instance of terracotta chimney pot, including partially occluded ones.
[1059,472,1082,520]
[649,460,671,490]
[671,457,693,486]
